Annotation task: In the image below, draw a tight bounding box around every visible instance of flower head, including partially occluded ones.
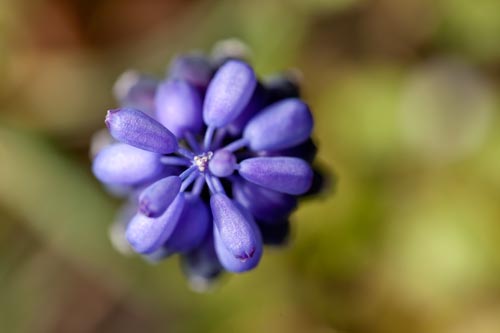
[92,41,324,290]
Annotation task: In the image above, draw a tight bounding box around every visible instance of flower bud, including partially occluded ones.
[239,157,313,195]
[243,98,313,151]
[105,107,178,154]
[138,176,182,217]
[203,60,256,128]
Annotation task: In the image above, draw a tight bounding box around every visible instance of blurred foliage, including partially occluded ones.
[1,0,500,332]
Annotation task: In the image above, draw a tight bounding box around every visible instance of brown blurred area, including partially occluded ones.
[2,0,500,332]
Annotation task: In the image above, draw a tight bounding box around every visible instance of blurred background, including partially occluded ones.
[1,0,500,332]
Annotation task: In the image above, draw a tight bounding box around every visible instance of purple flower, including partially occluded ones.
[92,42,324,290]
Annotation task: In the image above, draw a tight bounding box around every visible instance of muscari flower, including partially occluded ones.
[92,43,322,290]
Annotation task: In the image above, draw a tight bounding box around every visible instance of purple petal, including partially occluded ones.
[203,60,256,128]
[164,194,210,253]
[208,149,237,178]
[126,193,185,254]
[180,234,224,290]
[155,79,203,138]
[232,179,297,223]
[257,219,290,246]
[210,193,259,260]
[227,82,266,135]
[213,202,262,273]
[138,176,182,217]
[238,157,313,195]
[243,98,313,151]
[105,107,178,154]
[92,143,164,186]
[262,138,317,163]
[113,70,158,115]
[169,54,213,91]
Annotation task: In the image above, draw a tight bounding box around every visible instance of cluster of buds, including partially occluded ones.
[91,41,324,290]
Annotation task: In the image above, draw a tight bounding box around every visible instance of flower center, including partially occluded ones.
[193,151,213,172]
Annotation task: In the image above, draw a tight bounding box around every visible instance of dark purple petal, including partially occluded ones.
[301,166,331,198]
[213,202,262,273]
[92,143,164,186]
[105,107,178,154]
[239,157,313,195]
[180,234,224,291]
[210,193,259,260]
[243,98,313,151]
[261,138,317,163]
[113,70,158,115]
[227,82,266,135]
[126,193,185,254]
[164,194,210,253]
[203,60,256,128]
[257,219,290,246]
[232,179,297,223]
[138,176,182,217]
[155,79,203,138]
[169,54,213,91]
[208,149,237,177]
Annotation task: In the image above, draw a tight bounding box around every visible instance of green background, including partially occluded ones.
[1,0,500,332]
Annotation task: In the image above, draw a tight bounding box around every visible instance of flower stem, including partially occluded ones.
[179,165,197,180]
[223,138,248,152]
[160,156,191,166]
[177,147,195,159]
[180,171,199,192]
[203,126,216,150]
[211,128,227,150]
[192,175,205,196]
[185,131,201,154]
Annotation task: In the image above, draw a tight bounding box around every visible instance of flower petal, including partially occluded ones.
[232,179,297,223]
[105,107,178,154]
[180,234,224,292]
[126,193,185,254]
[138,176,182,217]
[155,79,203,138]
[213,202,262,273]
[243,98,313,151]
[227,82,266,135]
[257,219,290,246]
[92,143,164,186]
[203,60,256,128]
[239,156,313,195]
[210,193,259,260]
[164,194,210,253]
[208,149,237,178]
[169,53,213,91]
